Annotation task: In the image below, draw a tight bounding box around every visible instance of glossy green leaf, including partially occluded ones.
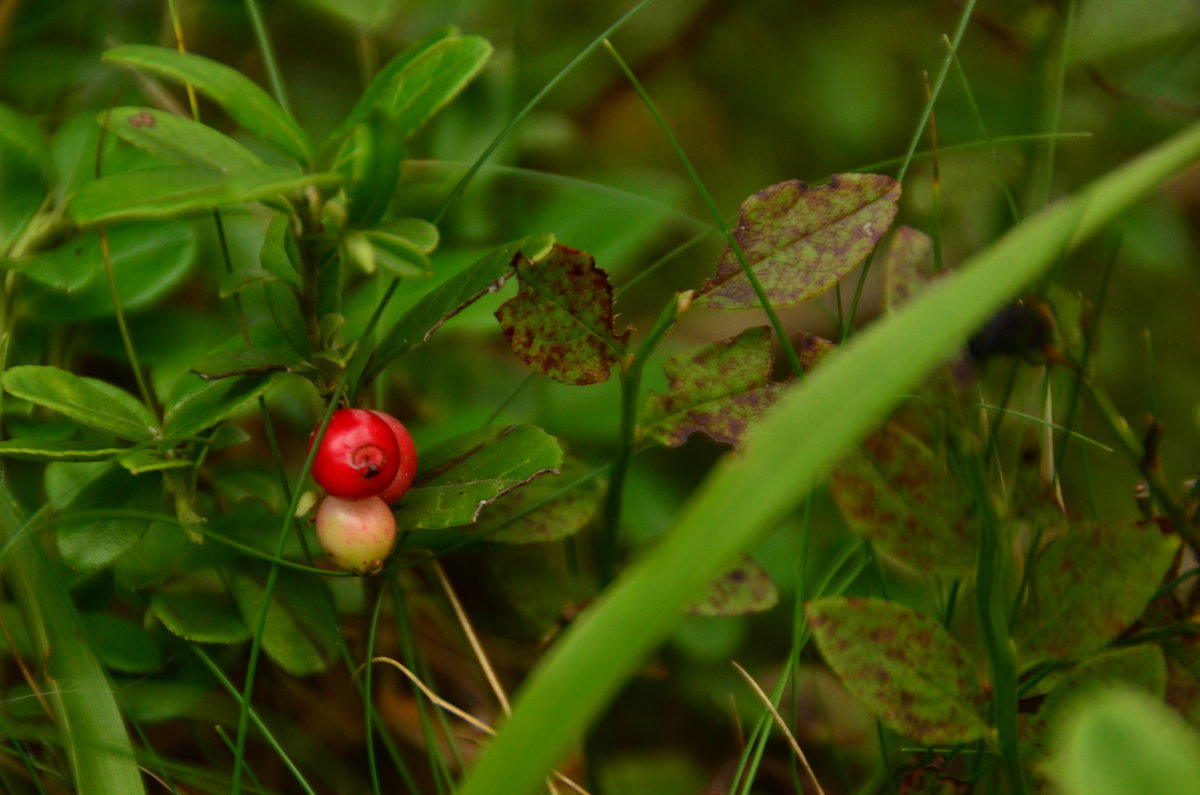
[641,326,787,449]
[103,45,311,163]
[698,173,901,309]
[807,596,988,744]
[339,118,406,228]
[190,346,305,379]
[23,220,198,322]
[57,467,162,571]
[0,438,127,462]
[395,424,563,531]
[349,228,432,279]
[1012,521,1180,662]
[2,365,157,442]
[366,234,554,380]
[686,556,778,616]
[68,165,341,226]
[482,455,603,544]
[150,578,251,644]
[332,27,457,137]
[882,225,934,312]
[259,213,311,359]
[829,422,976,577]
[332,30,491,139]
[227,563,339,676]
[219,265,281,298]
[163,372,276,442]
[495,244,629,385]
[100,106,265,171]
[80,612,163,674]
[1050,688,1200,795]
[117,449,194,475]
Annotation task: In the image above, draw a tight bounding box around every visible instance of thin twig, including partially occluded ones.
[430,560,511,715]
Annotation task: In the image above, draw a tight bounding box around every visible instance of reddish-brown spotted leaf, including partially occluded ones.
[640,326,787,449]
[686,555,778,616]
[829,422,976,576]
[807,597,988,744]
[1012,520,1179,662]
[883,226,934,312]
[495,245,628,385]
[698,173,901,309]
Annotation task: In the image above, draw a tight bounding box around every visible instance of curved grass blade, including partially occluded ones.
[456,120,1200,795]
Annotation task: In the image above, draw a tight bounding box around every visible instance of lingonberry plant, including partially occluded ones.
[1,2,1199,795]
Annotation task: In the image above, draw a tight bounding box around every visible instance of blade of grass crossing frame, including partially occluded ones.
[457,122,1200,795]
[0,484,145,793]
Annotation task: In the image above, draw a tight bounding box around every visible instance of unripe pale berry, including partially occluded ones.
[309,409,400,500]
[315,495,396,575]
[369,410,418,504]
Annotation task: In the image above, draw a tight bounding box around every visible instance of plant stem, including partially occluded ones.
[244,0,293,117]
[598,292,690,586]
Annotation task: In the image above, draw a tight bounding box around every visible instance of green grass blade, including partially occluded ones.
[457,121,1200,795]
[0,483,145,794]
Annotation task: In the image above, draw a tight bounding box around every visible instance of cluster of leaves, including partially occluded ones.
[2,3,1200,795]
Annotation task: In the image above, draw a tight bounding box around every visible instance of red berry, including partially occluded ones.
[309,408,400,500]
[369,410,418,504]
[315,495,396,575]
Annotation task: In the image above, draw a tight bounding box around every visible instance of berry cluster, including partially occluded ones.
[309,409,417,575]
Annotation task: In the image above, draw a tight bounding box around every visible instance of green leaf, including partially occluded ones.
[807,596,988,744]
[68,165,341,226]
[259,213,311,359]
[112,519,192,591]
[1025,645,1167,776]
[339,118,407,228]
[100,106,265,172]
[640,326,787,449]
[882,226,934,312]
[150,577,251,644]
[226,563,339,676]
[294,0,399,29]
[163,372,277,442]
[103,45,311,163]
[697,173,901,309]
[117,449,194,475]
[481,455,603,544]
[0,438,128,462]
[495,244,629,385]
[829,422,977,577]
[1050,687,1200,795]
[366,234,554,380]
[80,613,162,674]
[219,265,281,298]
[0,484,146,793]
[331,30,491,139]
[685,556,778,616]
[457,117,1200,795]
[1012,521,1180,662]
[121,680,209,724]
[0,103,51,253]
[57,467,162,571]
[23,220,198,322]
[347,227,434,279]
[2,365,157,442]
[395,424,563,531]
[190,346,305,379]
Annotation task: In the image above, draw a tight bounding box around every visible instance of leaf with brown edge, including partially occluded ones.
[495,245,628,385]
[698,173,901,310]
[807,596,988,745]
[883,226,935,312]
[480,455,603,544]
[1012,520,1179,663]
[829,422,977,577]
[395,424,564,531]
[686,555,777,616]
[640,326,788,449]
